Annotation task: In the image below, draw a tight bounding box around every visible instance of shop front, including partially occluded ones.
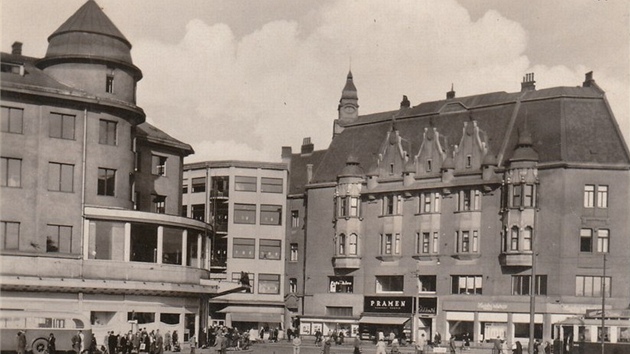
[415,297,438,345]
[216,305,284,333]
[360,296,413,343]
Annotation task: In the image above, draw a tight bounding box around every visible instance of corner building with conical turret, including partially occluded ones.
[285,71,630,349]
[1,1,225,345]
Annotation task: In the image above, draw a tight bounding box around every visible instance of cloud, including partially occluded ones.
[132,0,629,162]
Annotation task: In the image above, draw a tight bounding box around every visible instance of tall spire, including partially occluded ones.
[338,71,359,122]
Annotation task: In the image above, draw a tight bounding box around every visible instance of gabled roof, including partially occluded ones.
[135,123,194,156]
[311,84,630,184]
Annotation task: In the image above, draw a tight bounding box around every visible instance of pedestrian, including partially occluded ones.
[155,330,163,354]
[543,341,551,354]
[47,333,57,354]
[391,338,400,354]
[164,331,171,352]
[514,341,523,354]
[434,332,441,346]
[292,334,302,354]
[415,333,426,354]
[79,330,85,354]
[188,335,195,354]
[17,331,27,354]
[449,336,456,354]
[492,337,502,354]
[322,337,331,354]
[375,338,387,354]
[353,336,361,354]
[72,331,82,354]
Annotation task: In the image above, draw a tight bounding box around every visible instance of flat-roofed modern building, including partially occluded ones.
[182,161,288,332]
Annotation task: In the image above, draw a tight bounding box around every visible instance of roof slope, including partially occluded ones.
[288,150,327,195]
[311,85,630,184]
[135,122,194,156]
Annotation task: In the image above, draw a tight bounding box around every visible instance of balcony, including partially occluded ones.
[332,256,361,269]
[499,252,533,267]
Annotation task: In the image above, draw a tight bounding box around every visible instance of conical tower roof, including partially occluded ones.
[40,0,139,76]
[341,71,358,100]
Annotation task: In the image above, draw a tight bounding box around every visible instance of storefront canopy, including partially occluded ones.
[218,306,283,324]
[359,316,410,325]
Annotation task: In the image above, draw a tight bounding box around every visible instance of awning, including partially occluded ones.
[359,316,410,325]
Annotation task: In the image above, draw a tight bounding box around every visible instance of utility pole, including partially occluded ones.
[601,253,606,354]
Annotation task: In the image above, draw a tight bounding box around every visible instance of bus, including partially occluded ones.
[0,310,92,354]
[554,310,630,354]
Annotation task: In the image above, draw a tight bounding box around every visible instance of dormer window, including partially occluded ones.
[1,62,24,75]
[466,155,472,168]
[426,159,432,172]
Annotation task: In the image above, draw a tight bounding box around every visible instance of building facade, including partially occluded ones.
[290,71,630,347]
[182,161,288,333]
[1,0,219,343]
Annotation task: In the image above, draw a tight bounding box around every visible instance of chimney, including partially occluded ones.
[446,83,455,99]
[400,95,410,109]
[281,146,292,160]
[301,137,314,155]
[583,71,595,87]
[11,41,23,55]
[521,73,536,91]
[306,164,313,183]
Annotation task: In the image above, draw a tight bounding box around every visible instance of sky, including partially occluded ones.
[2,0,629,163]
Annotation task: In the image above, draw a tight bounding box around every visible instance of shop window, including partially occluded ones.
[234,203,256,224]
[451,275,482,295]
[49,113,75,140]
[575,275,610,297]
[48,162,74,192]
[376,275,404,293]
[233,238,255,259]
[1,221,20,250]
[260,204,282,225]
[329,276,354,293]
[418,275,436,293]
[99,119,116,145]
[128,312,154,324]
[1,106,23,134]
[512,275,547,295]
[261,177,283,193]
[259,239,281,260]
[160,313,180,325]
[235,175,257,192]
[258,273,280,294]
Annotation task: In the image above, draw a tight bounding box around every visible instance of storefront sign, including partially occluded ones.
[417,297,437,315]
[364,296,412,313]
[477,302,508,311]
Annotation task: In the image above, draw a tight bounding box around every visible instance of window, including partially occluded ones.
[49,113,75,140]
[191,204,205,221]
[1,157,21,187]
[235,176,257,192]
[451,275,483,294]
[191,177,206,193]
[153,195,166,214]
[512,275,547,295]
[326,307,353,317]
[182,180,188,194]
[1,106,23,134]
[458,189,481,211]
[261,177,283,193]
[523,227,532,251]
[231,272,254,288]
[181,205,187,217]
[576,275,611,297]
[418,232,430,254]
[380,233,393,254]
[97,168,115,196]
[99,120,117,145]
[382,195,395,215]
[338,196,361,218]
[597,229,609,253]
[106,74,114,93]
[258,274,280,294]
[133,191,140,210]
[260,204,282,225]
[233,238,255,259]
[512,185,521,207]
[597,186,608,208]
[1,221,20,250]
[580,228,593,252]
[46,224,72,253]
[376,275,404,293]
[418,275,437,293]
[348,234,358,255]
[457,230,479,254]
[1,63,24,74]
[349,197,360,216]
[329,276,354,293]
[151,155,167,176]
[289,278,297,293]
[48,162,74,192]
[259,239,281,260]
[338,234,346,255]
[466,155,472,168]
[584,185,595,208]
[211,176,229,196]
[426,159,432,172]
[510,227,519,251]
[338,197,348,217]
[234,203,256,224]
[291,210,299,228]
[290,243,298,261]
[432,232,439,253]
[523,184,535,207]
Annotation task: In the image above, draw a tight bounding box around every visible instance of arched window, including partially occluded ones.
[338,234,346,255]
[348,234,358,255]
[523,227,532,251]
[510,226,519,251]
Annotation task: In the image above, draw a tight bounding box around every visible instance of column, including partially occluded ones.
[124,222,131,262]
[83,219,91,260]
[197,233,202,268]
[507,312,514,347]
[473,312,481,343]
[195,312,200,346]
[182,230,188,266]
[543,313,552,343]
[205,235,211,270]
[157,226,164,264]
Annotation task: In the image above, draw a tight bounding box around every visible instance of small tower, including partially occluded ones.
[334,71,359,137]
